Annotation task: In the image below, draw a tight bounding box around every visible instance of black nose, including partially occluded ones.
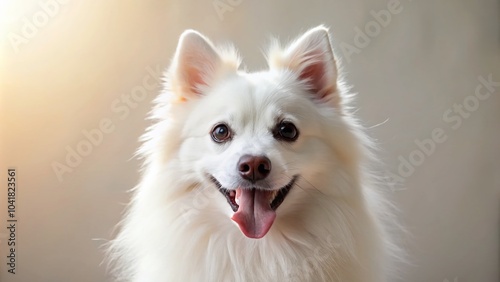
[238,155,271,182]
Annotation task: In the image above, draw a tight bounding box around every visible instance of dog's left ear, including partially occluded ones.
[268,26,340,108]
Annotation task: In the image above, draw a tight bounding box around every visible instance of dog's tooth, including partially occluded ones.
[270,190,278,203]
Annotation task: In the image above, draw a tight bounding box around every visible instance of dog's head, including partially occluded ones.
[154,26,362,239]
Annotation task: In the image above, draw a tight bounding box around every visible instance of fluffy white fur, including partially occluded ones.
[108,26,399,282]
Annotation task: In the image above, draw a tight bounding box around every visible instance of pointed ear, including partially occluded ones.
[268,26,340,107]
[169,30,227,100]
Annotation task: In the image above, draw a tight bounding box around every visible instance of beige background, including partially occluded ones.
[1,0,499,281]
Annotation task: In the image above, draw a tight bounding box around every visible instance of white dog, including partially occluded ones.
[108,26,398,282]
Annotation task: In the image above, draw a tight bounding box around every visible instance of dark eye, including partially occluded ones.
[211,123,231,143]
[274,121,299,142]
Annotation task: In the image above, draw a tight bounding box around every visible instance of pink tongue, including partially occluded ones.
[231,189,276,239]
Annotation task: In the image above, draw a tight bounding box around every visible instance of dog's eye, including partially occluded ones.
[211,123,231,143]
[275,121,299,142]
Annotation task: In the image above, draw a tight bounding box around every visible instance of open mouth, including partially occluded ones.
[210,176,297,212]
[210,175,298,239]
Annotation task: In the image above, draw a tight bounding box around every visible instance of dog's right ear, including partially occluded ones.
[169,30,238,102]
